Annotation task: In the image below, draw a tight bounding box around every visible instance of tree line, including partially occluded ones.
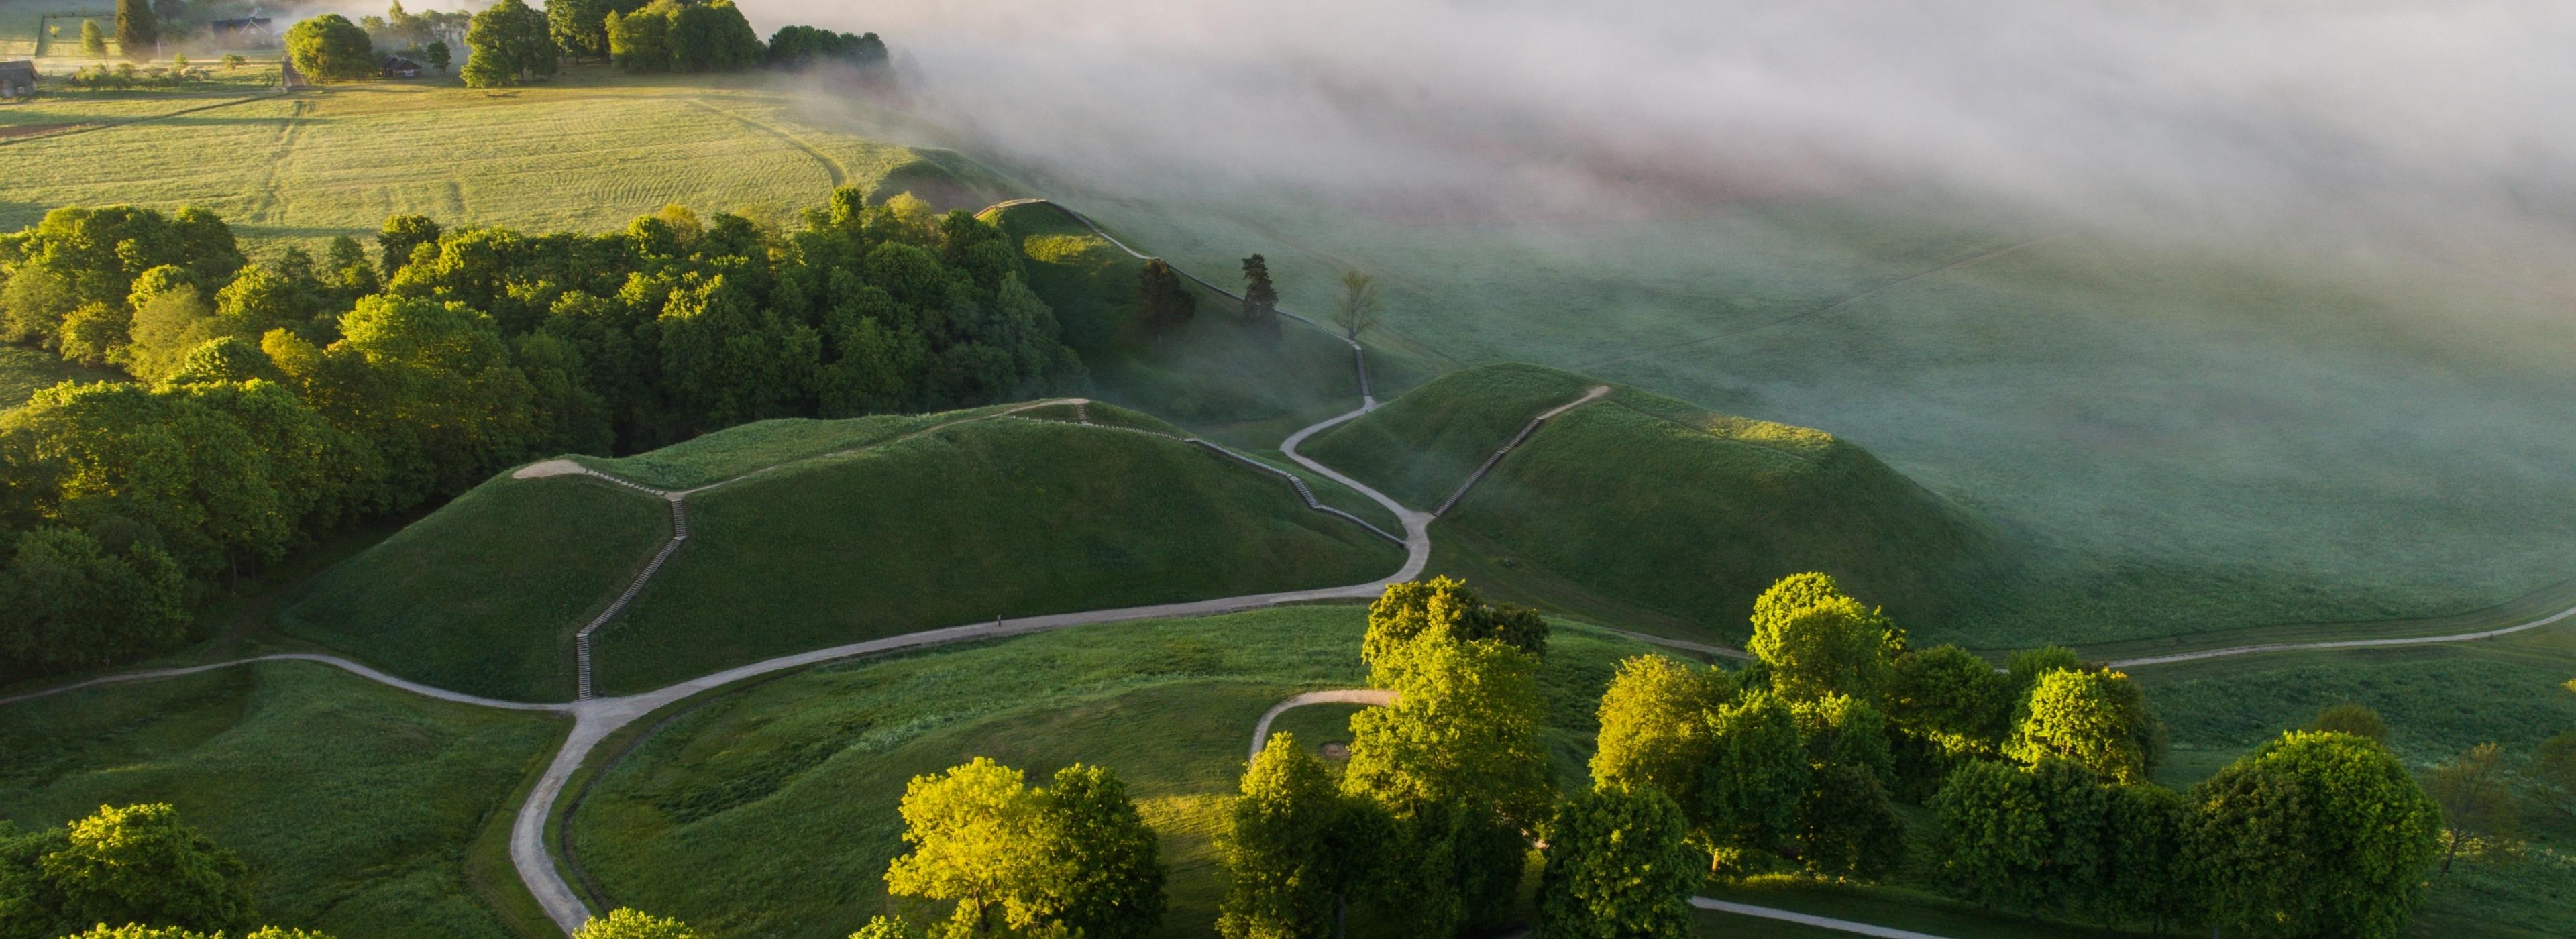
[589,573,2485,939]
[0,190,1083,681]
[277,1,892,87]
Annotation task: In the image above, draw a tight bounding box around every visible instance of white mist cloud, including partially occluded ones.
[759,0,2576,249]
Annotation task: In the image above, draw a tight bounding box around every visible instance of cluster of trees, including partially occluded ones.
[765,25,891,72]
[0,190,1083,679]
[0,803,327,939]
[433,0,894,87]
[600,0,762,76]
[286,4,462,85]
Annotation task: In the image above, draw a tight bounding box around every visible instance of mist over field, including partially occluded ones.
[769,0,2576,262]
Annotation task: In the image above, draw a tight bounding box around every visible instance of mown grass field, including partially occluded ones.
[0,660,567,939]
[1065,188,2576,651]
[593,417,1403,694]
[0,66,1001,255]
[1307,362,2003,646]
[274,472,672,702]
[566,606,1678,939]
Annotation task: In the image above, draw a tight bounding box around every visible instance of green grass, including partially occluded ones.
[1307,362,2004,647]
[1065,187,2576,651]
[0,66,998,255]
[0,343,120,412]
[565,606,1684,939]
[0,660,567,939]
[274,472,671,702]
[592,417,1404,694]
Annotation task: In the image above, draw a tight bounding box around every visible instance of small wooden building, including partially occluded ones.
[0,60,36,100]
[209,17,278,46]
[381,55,423,79]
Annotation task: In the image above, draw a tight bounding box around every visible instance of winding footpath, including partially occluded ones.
[7,199,2576,937]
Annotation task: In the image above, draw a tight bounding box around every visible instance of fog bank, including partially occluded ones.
[763,0,2576,254]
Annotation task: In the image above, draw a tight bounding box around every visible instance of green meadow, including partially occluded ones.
[0,660,566,939]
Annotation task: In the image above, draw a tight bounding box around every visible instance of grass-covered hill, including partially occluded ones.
[1305,362,2004,643]
[0,661,566,939]
[984,201,1429,428]
[278,402,1404,700]
[591,410,1403,695]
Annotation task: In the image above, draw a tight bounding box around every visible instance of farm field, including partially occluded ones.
[0,66,1002,255]
[563,606,1672,939]
[0,660,568,939]
[1048,187,2576,650]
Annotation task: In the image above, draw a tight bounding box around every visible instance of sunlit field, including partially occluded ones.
[0,66,993,254]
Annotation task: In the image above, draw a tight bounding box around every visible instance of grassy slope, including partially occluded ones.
[1073,190,2576,650]
[0,66,992,255]
[592,417,1403,694]
[275,474,669,702]
[1307,362,2002,645]
[0,661,566,939]
[0,343,120,412]
[987,201,1428,426]
[568,607,1676,939]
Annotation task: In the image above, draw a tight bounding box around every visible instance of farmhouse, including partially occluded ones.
[208,17,278,46]
[382,55,423,79]
[0,60,34,100]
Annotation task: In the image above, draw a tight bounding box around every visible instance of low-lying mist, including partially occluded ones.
[765,0,2576,268]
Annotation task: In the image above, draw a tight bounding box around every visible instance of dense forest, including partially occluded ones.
[0,190,1082,679]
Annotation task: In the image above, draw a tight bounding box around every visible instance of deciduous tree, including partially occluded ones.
[2304,702,2390,742]
[2534,728,2576,819]
[285,15,375,83]
[1345,626,1549,936]
[38,804,252,934]
[1362,577,1548,684]
[1794,763,1904,881]
[2006,668,2155,784]
[1536,785,1697,939]
[463,0,559,88]
[1746,573,1901,704]
[1697,689,1807,864]
[1590,655,1734,800]
[2189,731,2440,939]
[545,0,612,59]
[1137,258,1195,343]
[885,757,1041,934]
[2427,742,2519,875]
[1025,764,1165,939]
[1221,734,1387,939]
[572,909,699,939]
[1330,270,1379,340]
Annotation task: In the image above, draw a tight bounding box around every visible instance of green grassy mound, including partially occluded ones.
[566,607,1673,939]
[590,416,1404,694]
[0,661,566,939]
[1307,362,2004,643]
[986,201,1424,425]
[275,474,672,702]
